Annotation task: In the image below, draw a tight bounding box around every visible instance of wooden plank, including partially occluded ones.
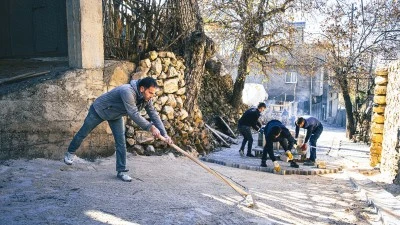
[209,125,238,145]
[217,116,237,138]
[205,124,230,147]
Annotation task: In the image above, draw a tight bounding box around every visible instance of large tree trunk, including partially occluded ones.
[231,45,252,108]
[171,0,215,112]
[339,76,356,139]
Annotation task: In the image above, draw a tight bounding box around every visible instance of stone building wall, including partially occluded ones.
[0,61,134,160]
[379,61,400,184]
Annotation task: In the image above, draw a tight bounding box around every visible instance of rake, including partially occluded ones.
[159,136,255,208]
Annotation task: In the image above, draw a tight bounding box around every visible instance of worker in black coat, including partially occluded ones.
[261,120,299,170]
[238,102,266,157]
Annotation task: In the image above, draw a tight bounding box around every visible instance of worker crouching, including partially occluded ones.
[261,120,299,171]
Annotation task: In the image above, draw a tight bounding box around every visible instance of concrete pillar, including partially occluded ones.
[66,0,104,69]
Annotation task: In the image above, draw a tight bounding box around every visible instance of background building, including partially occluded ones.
[247,22,344,126]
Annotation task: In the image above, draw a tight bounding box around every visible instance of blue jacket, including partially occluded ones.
[93,80,167,136]
[263,120,296,150]
[295,116,321,144]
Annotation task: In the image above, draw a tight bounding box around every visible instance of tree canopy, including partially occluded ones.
[312,0,400,137]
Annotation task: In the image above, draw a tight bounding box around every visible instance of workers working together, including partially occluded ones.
[65,83,321,179]
[237,103,323,171]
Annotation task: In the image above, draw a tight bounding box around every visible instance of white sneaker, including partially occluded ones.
[64,152,75,165]
[117,172,132,182]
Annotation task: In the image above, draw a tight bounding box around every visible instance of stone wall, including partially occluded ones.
[0,61,134,160]
[126,51,212,156]
[378,61,400,184]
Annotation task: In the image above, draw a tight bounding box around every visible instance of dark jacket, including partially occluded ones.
[264,120,296,150]
[238,108,262,131]
[93,79,167,136]
[295,116,322,144]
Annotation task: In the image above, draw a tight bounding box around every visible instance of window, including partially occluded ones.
[285,71,297,83]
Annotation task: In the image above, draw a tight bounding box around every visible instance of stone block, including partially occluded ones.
[161,57,171,68]
[158,72,167,79]
[178,79,186,87]
[146,145,155,153]
[137,66,150,74]
[167,66,178,78]
[163,78,179,93]
[154,103,162,112]
[140,59,151,68]
[373,95,386,104]
[374,85,387,95]
[151,58,162,75]
[178,109,189,120]
[370,146,382,154]
[371,133,383,143]
[156,79,163,87]
[176,87,186,95]
[370,155,381,167]
[158,51,167,58]
[370,142,382,148]
[372,113,385,124]
[126,138,135,146]
[375,67,388,76]
[162,106,175,120]
[373,105,385,113]
[135,130,154,144]
[158,96,168,106]
[167,52,176,59]
[126,126,135,137]
[176,97,183,108]
[371,123,384,134]
[149,51,158,60]
[375,76,388,85]
[166,94,177,107]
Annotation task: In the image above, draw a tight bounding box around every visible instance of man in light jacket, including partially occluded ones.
[64,77,172,182]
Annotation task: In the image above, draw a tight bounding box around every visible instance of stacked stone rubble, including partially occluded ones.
[126,51,212,155]
[198,59,248,130]
[369,67,388,166]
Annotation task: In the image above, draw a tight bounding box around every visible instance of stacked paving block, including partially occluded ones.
[380,61,400,183]
[369,67,388,167]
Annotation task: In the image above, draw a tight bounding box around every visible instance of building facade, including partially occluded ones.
[247,22,343,125]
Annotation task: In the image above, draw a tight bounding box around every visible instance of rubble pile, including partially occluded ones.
[198,59,248,132]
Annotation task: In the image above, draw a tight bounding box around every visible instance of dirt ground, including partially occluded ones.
[0,152,381,225]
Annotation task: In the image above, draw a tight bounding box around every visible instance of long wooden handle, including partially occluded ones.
[159,136,249,197]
